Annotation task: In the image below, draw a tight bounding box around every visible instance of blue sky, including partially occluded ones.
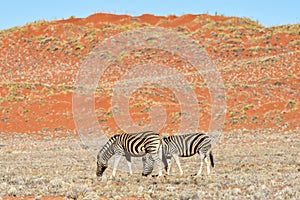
[0,0,299,30]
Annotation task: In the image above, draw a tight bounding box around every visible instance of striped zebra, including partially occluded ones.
[96,131,163,177]
[161,132,214,176]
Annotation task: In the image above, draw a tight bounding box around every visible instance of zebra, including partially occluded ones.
[160,132,214,176]
[96,131,164,177]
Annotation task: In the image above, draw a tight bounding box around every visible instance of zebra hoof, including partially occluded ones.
[142,172,149,177]
[191,173,199,177]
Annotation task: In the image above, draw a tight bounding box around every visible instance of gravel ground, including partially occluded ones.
[0,130,299,199]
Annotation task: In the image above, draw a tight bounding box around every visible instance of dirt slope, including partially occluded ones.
[0,13,299,139]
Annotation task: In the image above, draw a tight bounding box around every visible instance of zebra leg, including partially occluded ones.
[151,153,163,177]
[196,152,205,177]
[161,146,170,174]
[161,154,169,174]
[166,157,171,175]
[204,155,210,175]
[162,154,172,175]
[158,145,165,172]
[125,154,133,175]
[172,154,183,176]
[112,154,122,177]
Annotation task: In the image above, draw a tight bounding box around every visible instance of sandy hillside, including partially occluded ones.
[0,13,299,199]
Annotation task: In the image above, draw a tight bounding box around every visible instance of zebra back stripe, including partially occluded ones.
[163,133,211,157]
[117,131,160,155]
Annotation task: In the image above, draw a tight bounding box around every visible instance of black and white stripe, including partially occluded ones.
[161,132,214,176]
[96,131,163,177]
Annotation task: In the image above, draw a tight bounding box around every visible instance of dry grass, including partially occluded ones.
[0,130,299,199]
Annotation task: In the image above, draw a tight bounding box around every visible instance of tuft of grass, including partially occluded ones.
[36,36,56,45]
[288,40,300,46]
[285,100,297,110]
[269,24,300,36]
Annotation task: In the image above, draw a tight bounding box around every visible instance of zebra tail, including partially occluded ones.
[209,151,214,168]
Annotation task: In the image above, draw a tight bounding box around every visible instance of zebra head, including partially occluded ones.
[96,135,119,177]
[96,160,108,177]
[141,155,154,176]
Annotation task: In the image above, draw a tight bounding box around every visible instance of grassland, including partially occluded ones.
[1,130,299,199]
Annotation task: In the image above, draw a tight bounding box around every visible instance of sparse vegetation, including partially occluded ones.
[0,12,299,198]
[0,132,299,198]
[269,24,300,36]
[288,40,300,46]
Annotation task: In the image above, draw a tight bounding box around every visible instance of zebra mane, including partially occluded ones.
[99,134,120,153]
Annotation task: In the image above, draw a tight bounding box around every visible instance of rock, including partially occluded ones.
[7,186,18,196]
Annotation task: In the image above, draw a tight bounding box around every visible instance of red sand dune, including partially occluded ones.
[0,13,299,140]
